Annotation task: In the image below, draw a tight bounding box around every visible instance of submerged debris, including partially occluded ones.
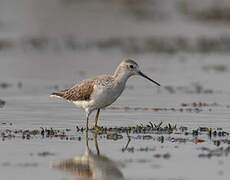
[161,83,219,95]
[198,146,230,158]
[0,82,23,89]
[37,152,55,157]
[107,133,123,140]
[0,99,5,108]
[0,82,12,89]
[109,106,203,113]
[0,123,230,148]
[181,102,219,107]
[153,153,171,159]
[202,64,228,72]
[1,127,78,141]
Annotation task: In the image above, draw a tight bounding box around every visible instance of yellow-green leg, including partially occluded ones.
[93,109,100,131]
[86,131,89,149]
[93,132,100,155]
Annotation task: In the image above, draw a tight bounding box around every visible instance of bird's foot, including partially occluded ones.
[93,125,102,132]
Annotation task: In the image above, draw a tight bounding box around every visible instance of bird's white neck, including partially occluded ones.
[113,67,132,86]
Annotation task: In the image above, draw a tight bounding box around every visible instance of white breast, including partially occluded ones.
[91,82,125,109]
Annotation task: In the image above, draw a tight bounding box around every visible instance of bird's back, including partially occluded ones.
[51,75,115,102]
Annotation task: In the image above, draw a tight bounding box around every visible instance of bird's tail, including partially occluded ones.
[50,89,68,99]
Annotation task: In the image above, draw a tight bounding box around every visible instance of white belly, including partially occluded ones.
[91,84,124,109]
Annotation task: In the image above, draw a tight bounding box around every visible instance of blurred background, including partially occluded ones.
[1,2,230,179]
[1,0,230,83]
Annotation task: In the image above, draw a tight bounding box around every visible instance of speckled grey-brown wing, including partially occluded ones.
[51,79,94,101]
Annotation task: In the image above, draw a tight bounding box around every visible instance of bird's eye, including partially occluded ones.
[130,65,134,69]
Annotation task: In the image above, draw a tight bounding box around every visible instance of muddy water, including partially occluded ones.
[1,51,230,180]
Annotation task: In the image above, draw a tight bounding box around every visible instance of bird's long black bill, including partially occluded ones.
[139,71,160,86]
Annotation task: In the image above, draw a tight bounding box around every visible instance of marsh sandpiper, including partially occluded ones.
[51,59,160,131]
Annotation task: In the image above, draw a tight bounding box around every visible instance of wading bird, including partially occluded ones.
[51,59,160,131]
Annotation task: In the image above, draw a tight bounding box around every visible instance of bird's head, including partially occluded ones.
[116,59,160,86]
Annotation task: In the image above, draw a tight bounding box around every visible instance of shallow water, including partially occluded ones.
[1,53,230,180]
[1,0,230,180]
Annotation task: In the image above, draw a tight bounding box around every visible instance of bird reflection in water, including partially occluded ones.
[52,132,124,180]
